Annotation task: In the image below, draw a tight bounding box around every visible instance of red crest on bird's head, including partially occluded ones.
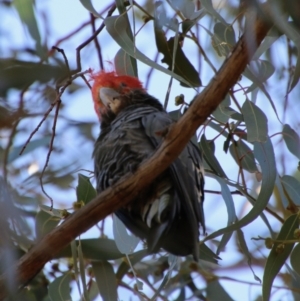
[90,71,144,120]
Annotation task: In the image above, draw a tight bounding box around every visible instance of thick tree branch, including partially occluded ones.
[0,9,272,300]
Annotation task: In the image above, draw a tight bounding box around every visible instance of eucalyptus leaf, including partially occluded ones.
[56,238,123,260]
[229,140,257,173]
[200,135,227,178]
[112,214,139,254]
[290,243,300,276]
[14,0,44,57]
[48,273,71,301]
[282,124,300,160]
[242,100,268,143]
[8,137,51,163]
[206,280,234,301]
[104,15,192,87]
[76,173,97,204]
[35,210,60,239]
[92,261,118,301]
[281,175,300,206]
[263,214,299,301]
[79,0,103,18]
[205,138,276,241]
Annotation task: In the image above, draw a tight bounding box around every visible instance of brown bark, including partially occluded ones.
[0,9,272,300]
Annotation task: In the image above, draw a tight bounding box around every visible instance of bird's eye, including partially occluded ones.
[120,82,127,87]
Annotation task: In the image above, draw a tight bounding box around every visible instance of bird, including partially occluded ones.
[91,70,205,260]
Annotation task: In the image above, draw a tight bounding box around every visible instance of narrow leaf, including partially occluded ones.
[48,273,71,301]
[206,280,234,301]
[237,228,261,282]
[76,174,97,204]
[263,214,299,301]
[154,25,201,87]
[200,0,227,25]
[290,243,300,276]
[56,238,123,260]
[229,140,257,173]
[205,138,276,241]
[209,175,236,254]
[79,0,103,18]
[282,124,300,160]
[104,15,192,87]
[113,214,139,254]
[281,175,300,206]
[242,100,268,142]
[8,137,51,163]
[275,173,289,208]
[200,134,227,178]
[35,210,60,239]
[114,48,136,77]
[14,0,43,57]
[199,243,221,265]
[92,261,118,301]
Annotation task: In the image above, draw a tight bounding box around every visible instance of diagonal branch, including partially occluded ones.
[0,8,272,300]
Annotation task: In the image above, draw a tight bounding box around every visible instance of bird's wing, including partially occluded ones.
[141,110,205,259]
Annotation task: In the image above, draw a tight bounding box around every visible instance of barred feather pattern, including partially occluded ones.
[93,90,205,260]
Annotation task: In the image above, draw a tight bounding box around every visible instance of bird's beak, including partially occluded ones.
[99,87,122,114]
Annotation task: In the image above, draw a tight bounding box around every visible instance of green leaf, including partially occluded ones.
[87,281,99,301]
[282,124,300,160]
[48,273,71,301]
[0,59,68,96]
[79,0,103,18]
[281,175,300,206]
[56,238,123,260]
[213,106,238,123]
[13,0,44,57]
[290,243,300,276]
[243,63,279,121]
[200,134,227,178]
[205,138,276,241]
[208,175,236,254]
[229,140,257,173]
[237,228,261,282]
[275,173,289,208]
[199,243,221,264]
[242,100,268,143]
[115,0,138,77]
[35,210,60,239]
[8,137,51,163]
[253,35,281,60]
[200,0,227,25]
[78,241,88,300]
[104,15,193,87]
[206,280,234,301]
[116,249,148,280]
[154,25,201,87]
[181,8,205,34]
[212,22,236,56]
[92,261,118,301]
[289,54,300,91]
[40,204,66,218]
[114,48,137,77]
[168,108,182,121]
[76,174,97,204]
[112,214,139,254]
[263,214,299,301]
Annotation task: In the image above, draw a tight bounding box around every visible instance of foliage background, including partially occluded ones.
[1,0,300,300]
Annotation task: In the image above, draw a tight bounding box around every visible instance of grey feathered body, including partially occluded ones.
[93,90,205,260]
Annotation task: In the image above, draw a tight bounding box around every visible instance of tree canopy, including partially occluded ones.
[0,1,300,300]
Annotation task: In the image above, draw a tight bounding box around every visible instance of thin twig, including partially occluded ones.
[39,98,62,209]
[75,4,117,73]
[90,13,104,70]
